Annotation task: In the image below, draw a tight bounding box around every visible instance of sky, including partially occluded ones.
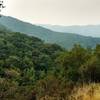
[1,0,100,25]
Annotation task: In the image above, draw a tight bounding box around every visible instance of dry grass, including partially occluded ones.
[69,83,100,100]
[38,83,100,100]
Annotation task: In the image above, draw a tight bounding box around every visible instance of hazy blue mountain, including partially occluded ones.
[39,24,100,37]
[0,15,100,49]
[0,23,11,32]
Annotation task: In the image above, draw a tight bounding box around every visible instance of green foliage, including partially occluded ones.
[0,28,100,99]
[0,16,100,49]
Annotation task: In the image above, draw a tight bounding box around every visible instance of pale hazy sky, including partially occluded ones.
[2,0,100,25]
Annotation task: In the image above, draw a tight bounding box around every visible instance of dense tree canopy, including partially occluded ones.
[0,29,100,100]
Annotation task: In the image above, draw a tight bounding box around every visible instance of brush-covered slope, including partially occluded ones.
[0,16,100,48]
[0,27,100,100]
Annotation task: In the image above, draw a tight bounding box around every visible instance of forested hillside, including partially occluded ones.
[0,27,100,100]
[0,16,100,48]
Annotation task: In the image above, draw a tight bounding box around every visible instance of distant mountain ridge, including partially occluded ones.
[39,24,100,37]
[0,23,11,32]
[0,15,100,49]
